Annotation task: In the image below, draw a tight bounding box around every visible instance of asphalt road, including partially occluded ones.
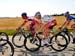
[0,36,75,56]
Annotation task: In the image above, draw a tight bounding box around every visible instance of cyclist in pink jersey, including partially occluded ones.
[29,12,42,36]
[42,15,57,38]
[17,12,42,37]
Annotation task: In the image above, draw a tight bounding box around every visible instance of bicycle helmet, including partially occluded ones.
[21,12,27,16]
[64,11,69,16]
[35,11,41,16]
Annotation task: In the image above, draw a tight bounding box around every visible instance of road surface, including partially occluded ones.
[0,36,75,56]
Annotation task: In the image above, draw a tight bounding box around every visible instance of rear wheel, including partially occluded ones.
[60,32,71,45]
[50,34,68,52]
[24,35,41,52]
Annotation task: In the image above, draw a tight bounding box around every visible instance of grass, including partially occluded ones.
[0,28,73,36]
[0,16,74,35]
[0,29,17,35]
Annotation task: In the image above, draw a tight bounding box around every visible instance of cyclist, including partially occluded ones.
[17,12,57,46]
[17,12,29,30]
[42,15,57,45]
[42,15,57,37]
[29,12,42,36]
[17,12,42,36]
[59,11,75,44]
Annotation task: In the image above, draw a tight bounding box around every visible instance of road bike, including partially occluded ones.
[12,28,41,52]
[0,32,9,46]
[12,28,68,52]
[0,38,14,56]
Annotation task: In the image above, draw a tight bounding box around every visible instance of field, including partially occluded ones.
[0,16,74,35]
[0,16,75,56]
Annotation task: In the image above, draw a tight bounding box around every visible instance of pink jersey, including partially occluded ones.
[42,15,57,29]
[30,18,40,29]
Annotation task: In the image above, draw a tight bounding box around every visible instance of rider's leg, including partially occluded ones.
[42,27,51,45]
[30,27,36,37]
[29,27,37,43]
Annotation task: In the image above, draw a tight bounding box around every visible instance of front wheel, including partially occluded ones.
[60,32,71,45]
[12,32,25,48]
[24,35,41,52]
[50,34,68,52]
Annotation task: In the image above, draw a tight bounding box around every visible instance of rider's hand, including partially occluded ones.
[58,26,62,30]
[16,27,21,30]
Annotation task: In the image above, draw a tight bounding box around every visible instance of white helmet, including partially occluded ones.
[35,11,41,16]
[64,11,69,16]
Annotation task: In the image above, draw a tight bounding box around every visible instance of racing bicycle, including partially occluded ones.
[12,28,68,52]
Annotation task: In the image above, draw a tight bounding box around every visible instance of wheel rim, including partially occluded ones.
[24,36,41,52]
[0,39,14,56]
[0,32,9,46]
[50,35,68,52]
[12,32,25,48]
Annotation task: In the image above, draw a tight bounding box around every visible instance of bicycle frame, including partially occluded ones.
[17,28,68,52]
[19,28,68,45]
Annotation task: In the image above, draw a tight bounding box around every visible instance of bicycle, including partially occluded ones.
[12,28,68,52]
[35,28,69,52]
[0,32,9,46]
[0,38,14,56]
[12,28,41,52]
[57,28,73,45]
[0,32,14,56]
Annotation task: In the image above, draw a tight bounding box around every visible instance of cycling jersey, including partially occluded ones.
[30,19,40,30]
[25,16,41,31]
[42,15,57,29]
[67,15,75,22]
[29,17,43,37]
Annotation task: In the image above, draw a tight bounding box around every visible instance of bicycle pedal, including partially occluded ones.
[30,38,37,43]
[41,44,51,47]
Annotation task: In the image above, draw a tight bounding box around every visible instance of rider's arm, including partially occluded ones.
[60,20,71,29]
[18,20,28,29]
[21,20,28,27]
[18,18,33,29]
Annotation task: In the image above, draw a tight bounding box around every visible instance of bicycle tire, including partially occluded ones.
[12,32,25,48]
[50,34,68,52]
[0,32,9,46]
[55,33,69,46]
[60,29,71,45]
[0,39,14,56]
[24,35,41,52]
[60,32,71,45]
[64,32,73,45]
[63,32,71,44]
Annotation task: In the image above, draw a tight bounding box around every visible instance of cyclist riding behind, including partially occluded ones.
[29,12,42,36]
[59,11,75,44]
[42,15,57,37]
[41,15,57,45]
